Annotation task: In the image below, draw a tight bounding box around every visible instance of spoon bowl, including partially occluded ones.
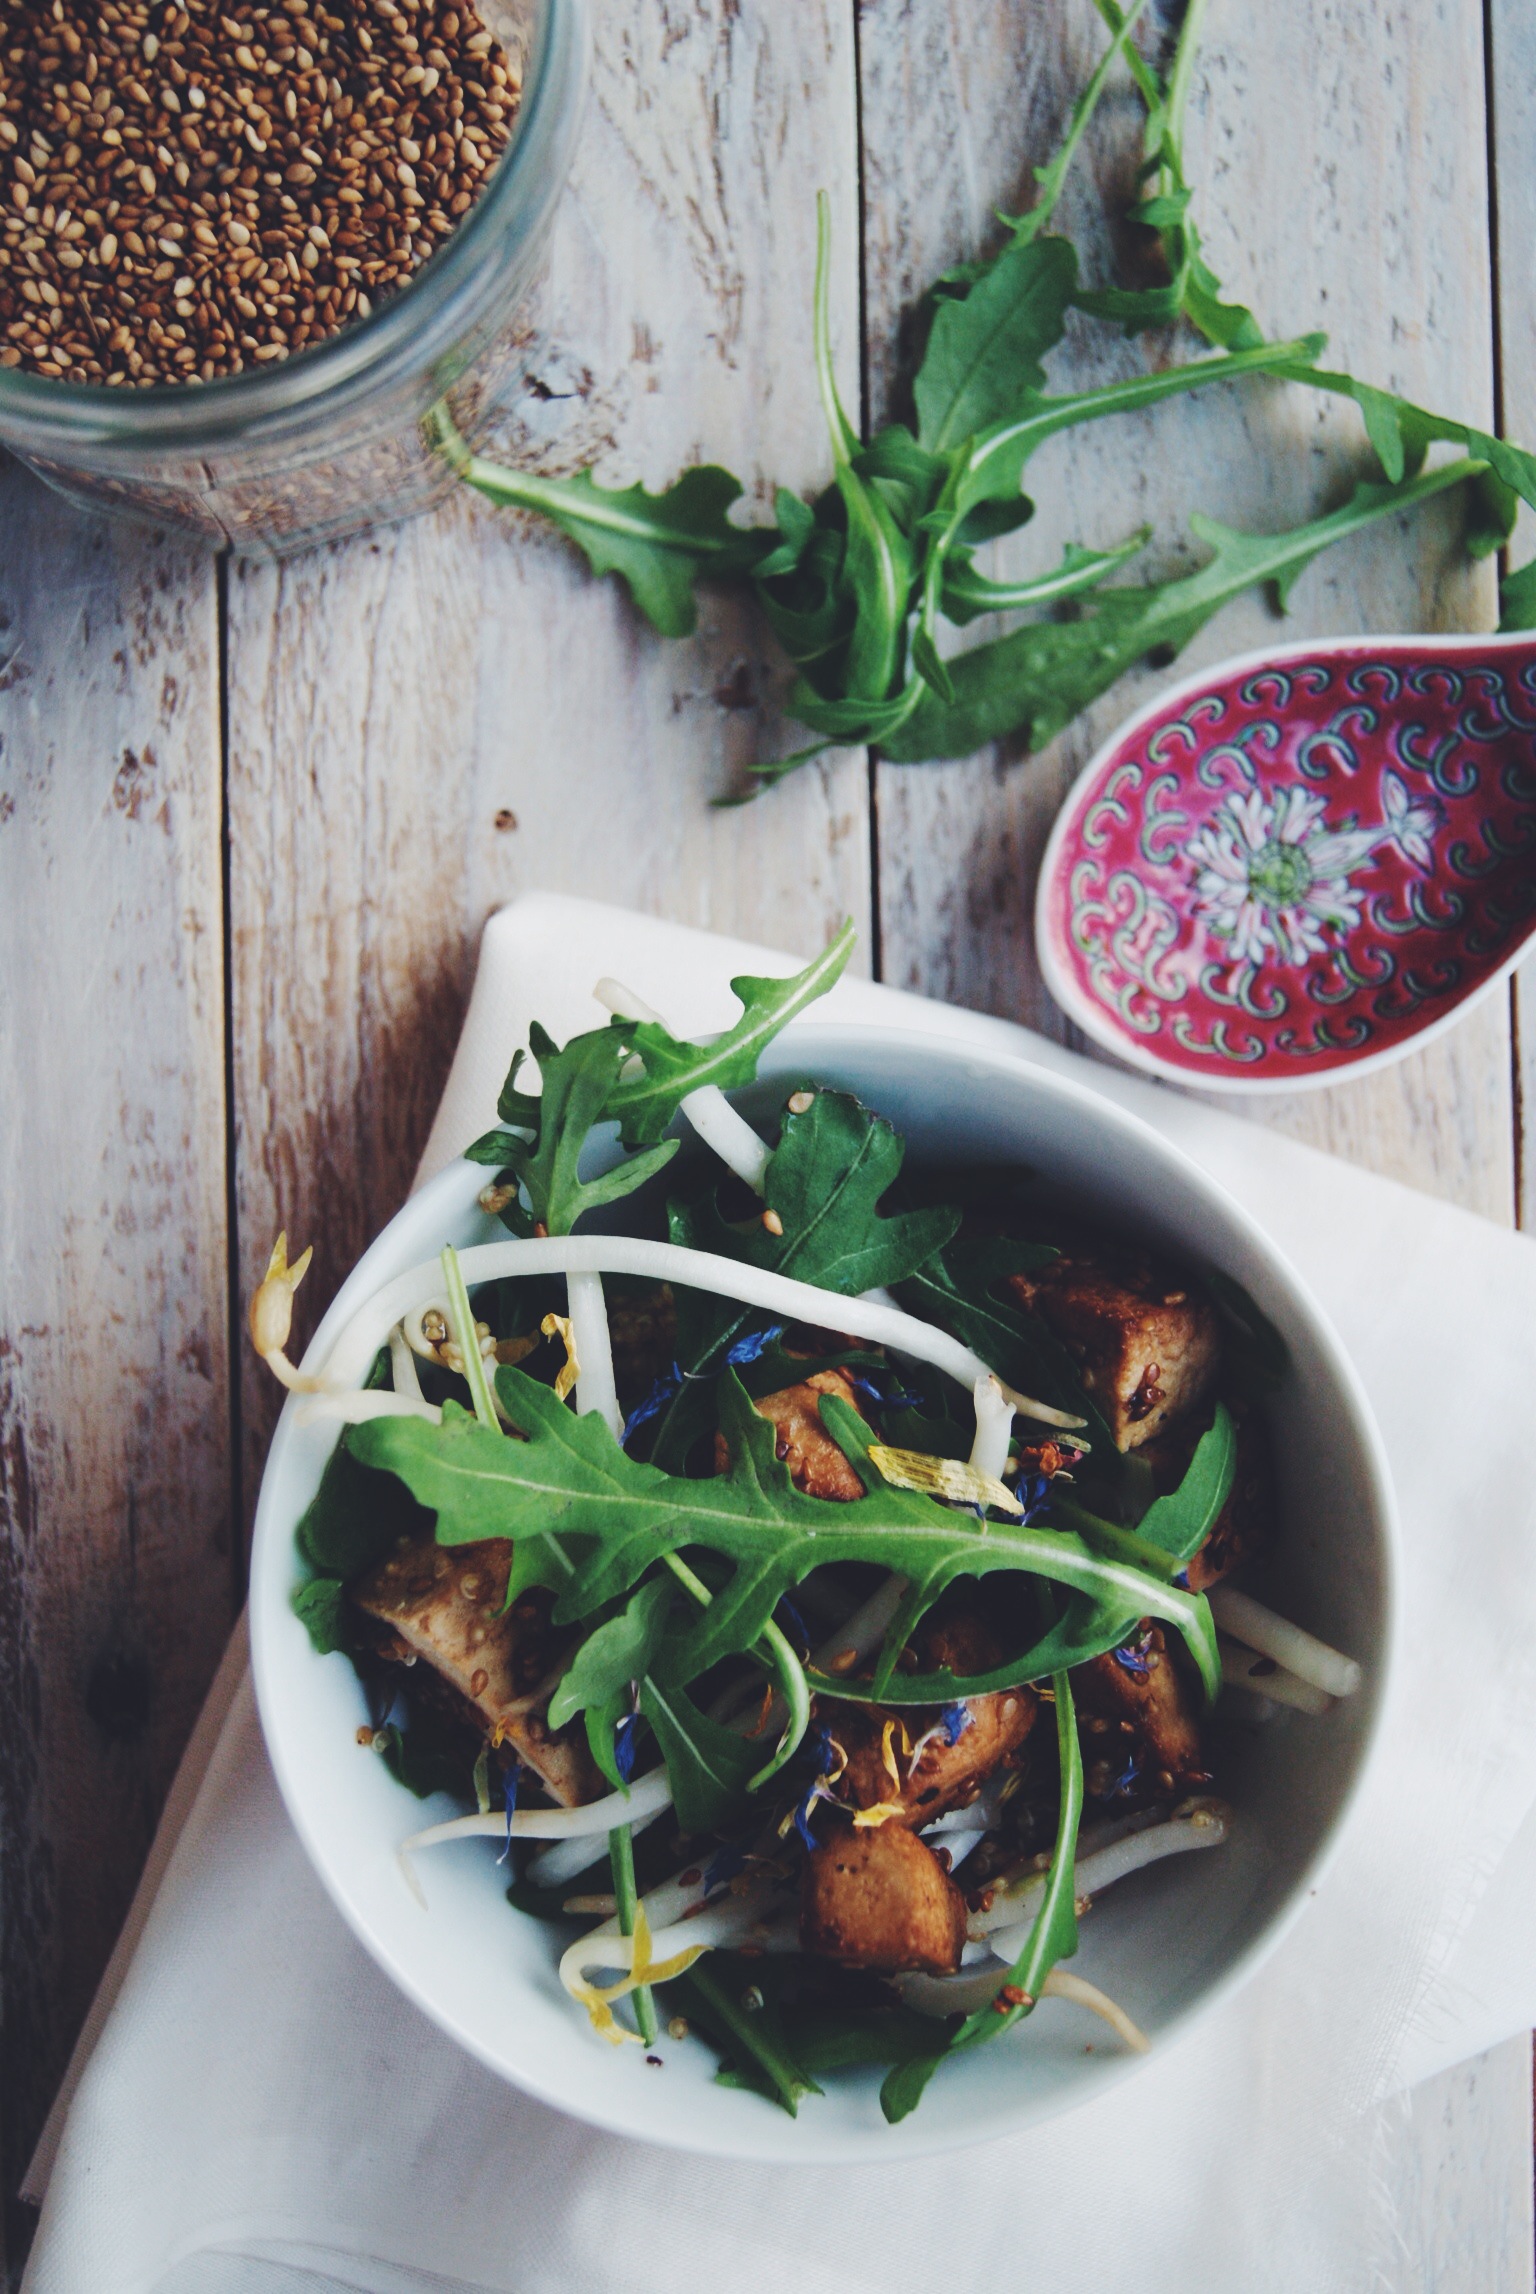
[1036,631,1536,1091]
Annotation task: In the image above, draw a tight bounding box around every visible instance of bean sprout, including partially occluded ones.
[966,1797,1231,1941]
[397,1766,674,1906]
[315,1235,1086,1435]
[1209,1586,1361,1698]
[1218,1637,1332,1715]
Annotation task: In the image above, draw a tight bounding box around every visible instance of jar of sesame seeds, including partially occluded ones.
[0,0,585,556]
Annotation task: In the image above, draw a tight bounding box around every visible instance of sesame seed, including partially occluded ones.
[0,0,522,386]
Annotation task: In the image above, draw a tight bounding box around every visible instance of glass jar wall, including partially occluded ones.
[0,0,585,557]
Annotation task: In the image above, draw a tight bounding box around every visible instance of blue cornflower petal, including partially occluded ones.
[703,1842,747,1895]
[1015,1473,1053,1523]
[774,1593,809,1650]
[725,1322,785,1367]
[939,1701,973,1746]
[1111,1641,1150,1681]
[497,1761,522,1864]
[621,1369,682,1446]
[613,1711,639,1784]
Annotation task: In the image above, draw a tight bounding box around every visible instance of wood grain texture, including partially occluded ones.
[1396,2036,1535,2291]
[1488,0,1536,1232]
[226,0,869,1509]
[860,0,1514,1219]
[0,473,230,2264]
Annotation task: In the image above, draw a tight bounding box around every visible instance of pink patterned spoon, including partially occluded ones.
[1035,630,1536,1091]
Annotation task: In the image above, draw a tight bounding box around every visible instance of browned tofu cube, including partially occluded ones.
[1141,1408,1275,1593]
[829,1612,1039,1828]
[800,1823,967,1974]
[715,1366,868,1500]
[350,1536,600,1806]
[1009,1240,1221,1451]
[1073,1624,1208,1805]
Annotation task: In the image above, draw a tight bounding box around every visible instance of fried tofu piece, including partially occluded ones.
[716,1366,868,1501]
[1073,1624,1208,1805]
[830,1613,1038,1828]
[350,1535,600,1806]
[1140,1408,1275,1593]
[800,1823,967,1975]
[1009,1239,1221,1451]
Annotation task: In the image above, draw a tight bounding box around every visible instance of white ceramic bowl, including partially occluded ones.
[250,1022,1396,2161]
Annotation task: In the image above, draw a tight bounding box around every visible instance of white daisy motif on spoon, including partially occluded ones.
[1187,774,1443,968]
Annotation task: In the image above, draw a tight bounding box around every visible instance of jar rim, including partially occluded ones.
[0,0,585,448]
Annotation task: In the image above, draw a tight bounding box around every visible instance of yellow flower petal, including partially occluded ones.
[540,1312,581,1401]
[867,1443,1021,1515]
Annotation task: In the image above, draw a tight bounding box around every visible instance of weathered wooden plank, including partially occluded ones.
[1488,0,1536,1233]
[861,0,1513,1219]
[0,473,229,2264]
[1397,2037,1535,2293]
[227,0,868,1507]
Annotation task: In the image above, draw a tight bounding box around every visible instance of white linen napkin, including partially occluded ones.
[23,892,1536,2294]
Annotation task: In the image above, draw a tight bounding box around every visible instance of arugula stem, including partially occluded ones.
[812,190,857,466]
[961,334,1324,504]
[939,531,1147,622]
[661,1554,811,1783]
[670,1964,816,2116]
[882,1668,1084,2122]
[1090,0,1163,114]
[457,456,748,558]
[1161,0,1211,181]
[957,1667,1084,2043]
[1013,0,1153,244]
[608,1822,657,2044]
[439,1246,499,1431]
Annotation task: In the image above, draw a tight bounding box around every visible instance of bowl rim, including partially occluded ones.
[249,1018,1400,2162]
[1034,626,1536,1097]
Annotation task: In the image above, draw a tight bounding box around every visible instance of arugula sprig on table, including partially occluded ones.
[434,0,1533,789]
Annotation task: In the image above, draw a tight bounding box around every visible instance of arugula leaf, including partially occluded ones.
[812,195,913,704]
[343,1372,1220,1703]
[603,921,856,1148]
[648,1088,959,1469]
[670,1960,822,2115]
[458,456,773,639]
[296,1436,429,1581]
[547,1574,673,1737]
[1006,0,1154,249]
[292,1575,347,1655]
[945,336,1324,525]
[913,234,1078,451]
[940,532,1148,626]
[638,1672,760,1832]
[493,1023,679,1237]
[881,463,1488,761]
[1500,557,1536,632]
[1129,1402,1235,1561]
[892,1235,1112,1456]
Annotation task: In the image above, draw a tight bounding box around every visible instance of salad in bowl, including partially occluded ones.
[249,925,1389,2153]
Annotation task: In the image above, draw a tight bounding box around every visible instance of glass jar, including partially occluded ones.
[0,0,586,557]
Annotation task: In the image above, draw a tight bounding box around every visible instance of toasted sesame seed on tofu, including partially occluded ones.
[715,1365,869,1500]
[800,1824,967,1975]
[1073,1625,1209,1806]
[1008,1238,1221,1451]
[350,1535,600,1807]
